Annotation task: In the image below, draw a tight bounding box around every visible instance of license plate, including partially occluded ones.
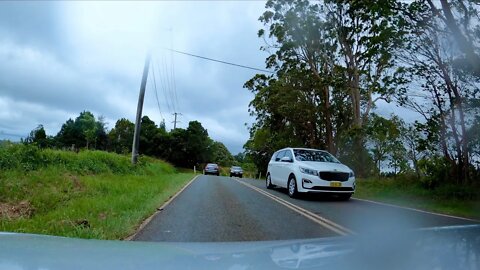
[330,181,342,187]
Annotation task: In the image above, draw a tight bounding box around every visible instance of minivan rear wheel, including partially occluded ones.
[288,176,298,198]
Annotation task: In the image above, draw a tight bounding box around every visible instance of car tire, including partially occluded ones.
[239,175,242,178]
[266,174,273,189]
[288,175,298,198]
[230,174,233,177]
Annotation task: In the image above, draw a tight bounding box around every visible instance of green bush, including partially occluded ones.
[417,157,450,189]
[0,143,172,175]
[0,143,42,171]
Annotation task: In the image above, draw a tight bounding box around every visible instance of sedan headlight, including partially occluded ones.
[349,171,355,178]
[300,167,318,176]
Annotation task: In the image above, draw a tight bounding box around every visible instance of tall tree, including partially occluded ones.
[247,0,404,176]
[77,111,97,150]
[56,119,82,149]
[108,118,134,154]
[56,111,107,150]
[139,116,158,156]
[395,0,480,184]
[25,125,48,148]
[366,114,403,173]
[210,141,235,167]
[185,121,212,167]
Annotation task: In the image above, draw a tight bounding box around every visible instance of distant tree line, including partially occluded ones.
[245,0,480,188]
[24,111,236,169]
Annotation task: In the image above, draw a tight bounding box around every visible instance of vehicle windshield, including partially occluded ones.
[293,149,340,163]
[1,2,477,266]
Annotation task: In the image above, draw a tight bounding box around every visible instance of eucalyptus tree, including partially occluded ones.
[246,0,406,176]
[395,0,480,184]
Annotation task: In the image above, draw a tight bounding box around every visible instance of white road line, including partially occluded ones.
[234,179,354,236]
[125,174,200,240]
[352,197,480,223]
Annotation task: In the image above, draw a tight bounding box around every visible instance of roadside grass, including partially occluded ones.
[354,178,480,220]
[0,144,194,239]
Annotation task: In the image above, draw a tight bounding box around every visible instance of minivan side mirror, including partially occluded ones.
[280,156,293,163]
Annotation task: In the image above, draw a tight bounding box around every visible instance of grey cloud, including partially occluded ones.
[0,2,68,58]
[0,41,138,120]
[0,1,268,153]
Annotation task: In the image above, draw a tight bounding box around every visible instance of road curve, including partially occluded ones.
[133,175,477,242]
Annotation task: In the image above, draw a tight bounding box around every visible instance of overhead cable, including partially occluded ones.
[163,48,274,74]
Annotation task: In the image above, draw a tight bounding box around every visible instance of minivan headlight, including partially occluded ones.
[300,167,318,176]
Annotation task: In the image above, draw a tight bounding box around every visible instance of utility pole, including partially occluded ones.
[131,54,151,164]
[172,112,181,129]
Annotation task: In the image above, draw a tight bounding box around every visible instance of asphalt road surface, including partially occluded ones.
[133,175,478,242]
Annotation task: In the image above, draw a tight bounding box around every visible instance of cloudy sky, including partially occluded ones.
[0,1,414,154]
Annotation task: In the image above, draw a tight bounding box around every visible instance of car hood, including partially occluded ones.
[297,161,352,173]
[0,225,479,270]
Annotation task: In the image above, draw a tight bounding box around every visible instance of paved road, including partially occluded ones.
[134,175,477,242]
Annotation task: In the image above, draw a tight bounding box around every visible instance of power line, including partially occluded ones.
[170,50,180,112]
[162,54,177,113]
[156,57,173,114]
[160,54,175,113]
[150,63,164,121]
[168,29,180,112]
[163,48,274,74]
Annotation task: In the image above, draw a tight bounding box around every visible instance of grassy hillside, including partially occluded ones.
[0,143,194,239]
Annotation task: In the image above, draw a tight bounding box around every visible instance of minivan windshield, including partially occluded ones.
[293,149,340,163]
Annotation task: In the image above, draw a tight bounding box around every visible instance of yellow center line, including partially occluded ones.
[234,179,355,236]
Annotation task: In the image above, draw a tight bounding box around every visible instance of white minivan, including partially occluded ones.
[266,148,355,200]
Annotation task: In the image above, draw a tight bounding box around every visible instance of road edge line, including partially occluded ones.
[234,179,354,236]
[352,197,480,222]
[124,174,200,241]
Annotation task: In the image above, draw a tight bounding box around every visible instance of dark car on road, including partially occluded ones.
[204,163,220,176]
[229,166,243,178]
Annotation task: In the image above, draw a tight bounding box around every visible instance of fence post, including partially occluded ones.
[194,166,196,174]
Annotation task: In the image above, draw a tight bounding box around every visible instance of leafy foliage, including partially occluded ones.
[246,0,480,187]
[22,112,235,169]
[55,111,107,150]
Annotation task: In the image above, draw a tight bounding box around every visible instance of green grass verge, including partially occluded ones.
[354,178,480,220]
[0,144,194,239]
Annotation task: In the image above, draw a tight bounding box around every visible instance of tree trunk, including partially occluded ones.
[438,56,468,184]
[323,85,334,154]
[347,58,362,129]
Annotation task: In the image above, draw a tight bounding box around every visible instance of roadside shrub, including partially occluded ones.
[417,157,450,189]
[0,143,174,175]
[0,143,42,171]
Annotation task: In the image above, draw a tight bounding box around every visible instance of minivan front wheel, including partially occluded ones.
[288,176,298,198]
[266,174,273,189]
